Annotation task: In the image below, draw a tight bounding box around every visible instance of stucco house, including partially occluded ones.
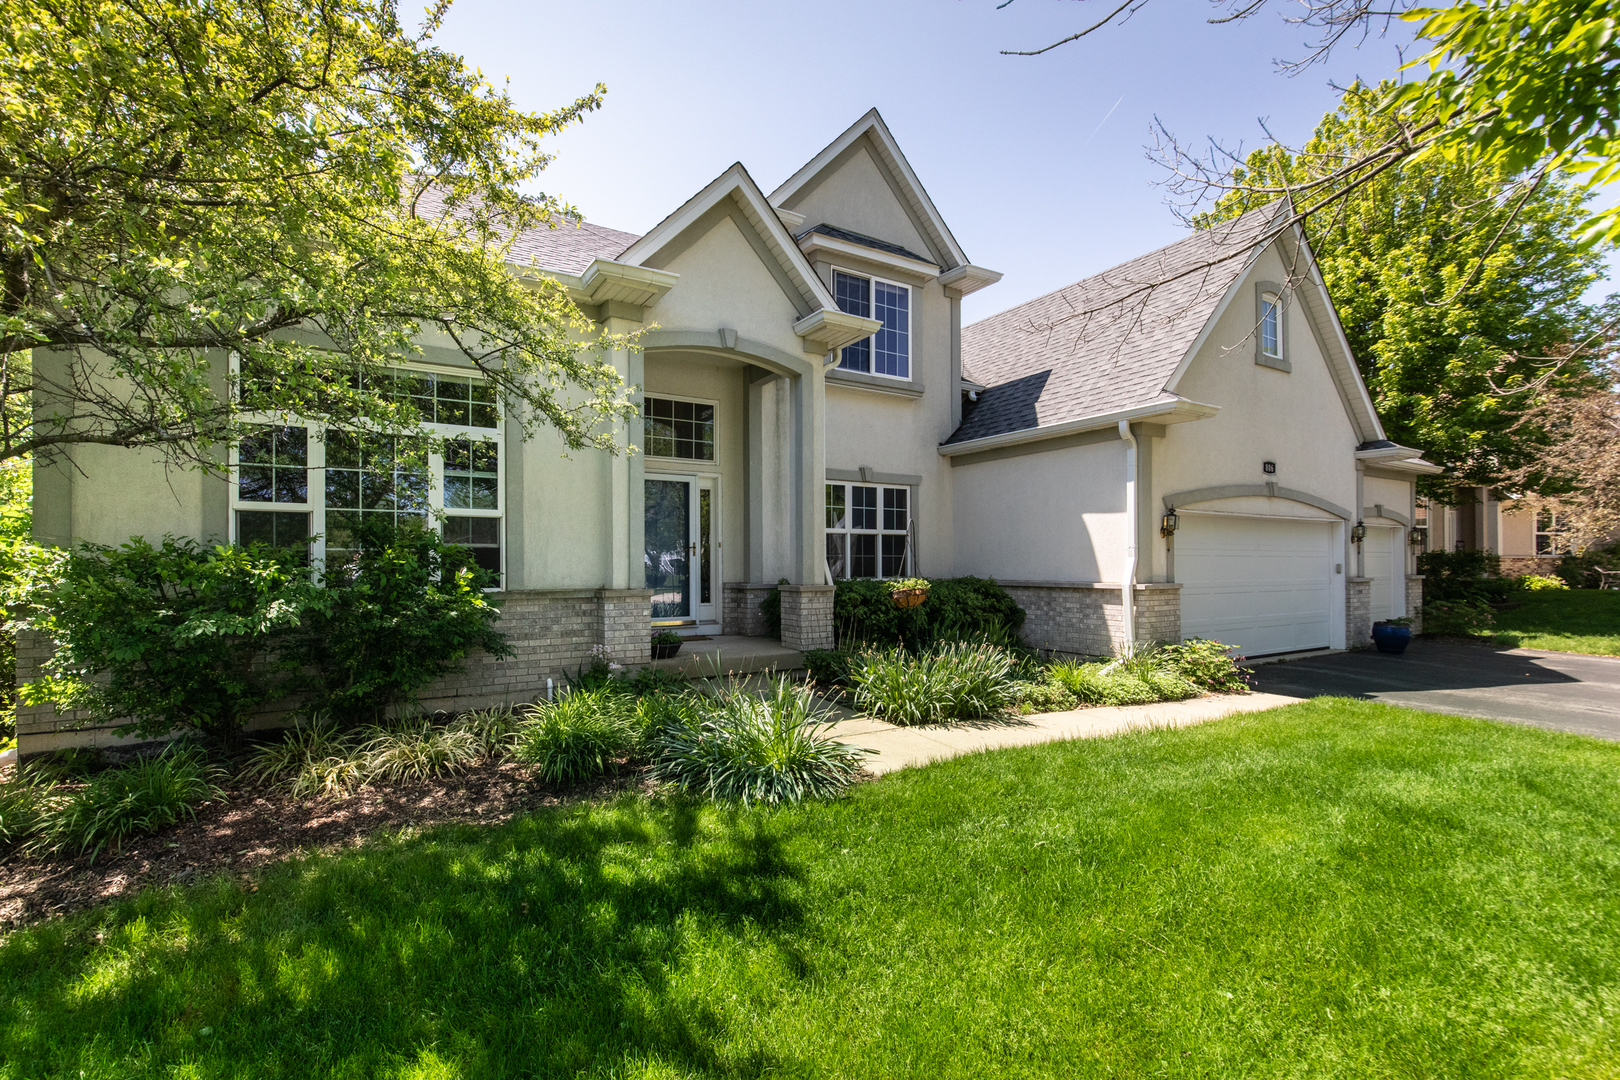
[17,109,1436,753]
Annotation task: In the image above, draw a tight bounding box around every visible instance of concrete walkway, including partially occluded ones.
[832,692,1303,776]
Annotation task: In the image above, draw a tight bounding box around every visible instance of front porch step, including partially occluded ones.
[633,635,803,680]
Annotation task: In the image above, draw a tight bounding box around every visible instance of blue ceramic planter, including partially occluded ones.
[1371,623,1412,654]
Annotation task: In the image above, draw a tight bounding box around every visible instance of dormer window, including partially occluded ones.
[1253,281,1290,371]
[834,270,910,379]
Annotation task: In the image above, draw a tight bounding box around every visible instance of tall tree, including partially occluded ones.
[1201,84,1608,492]
[0,0,627,469]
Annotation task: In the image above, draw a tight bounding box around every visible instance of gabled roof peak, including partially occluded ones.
[769,108,972,273]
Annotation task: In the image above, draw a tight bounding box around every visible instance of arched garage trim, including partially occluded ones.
[1162,483,1352,522]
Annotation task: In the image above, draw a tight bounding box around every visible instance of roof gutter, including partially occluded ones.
[937,398,1219,458]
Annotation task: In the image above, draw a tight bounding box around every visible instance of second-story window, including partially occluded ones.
[1259,295,1281,358]
[834,270,910,379]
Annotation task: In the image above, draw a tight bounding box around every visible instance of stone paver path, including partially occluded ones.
[833,692,1303,776]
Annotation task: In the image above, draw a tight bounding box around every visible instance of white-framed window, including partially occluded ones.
[833,269,910,379]
[1259,295,1281,358]
[642,395,715,461]
[825,481,911,579]
[228,361,504,586]
[1535,510,1570,555]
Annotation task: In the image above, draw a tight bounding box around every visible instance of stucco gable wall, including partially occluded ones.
[1151,244,1360,580]
[780,142,936,263]
[642,212,810,359]
[952,439,1129,583]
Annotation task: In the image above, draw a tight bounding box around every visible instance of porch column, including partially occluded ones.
[790,364,826,585]
[601,315,645,590]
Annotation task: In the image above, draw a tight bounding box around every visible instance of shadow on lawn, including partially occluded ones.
[0,796,818,1078]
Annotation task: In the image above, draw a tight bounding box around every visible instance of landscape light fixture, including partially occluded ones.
[1160,509,1180,538]
[1351,520,1368,545]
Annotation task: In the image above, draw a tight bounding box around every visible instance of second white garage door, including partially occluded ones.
[1177,513,1336,656]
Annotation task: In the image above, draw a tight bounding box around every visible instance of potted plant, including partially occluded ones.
[651,629,683,660]
[885,577,931,609]
[1371,616,1413,655]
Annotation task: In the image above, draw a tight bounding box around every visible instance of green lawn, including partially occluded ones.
[1490,588,1620,656]
[4,700,1619,1079]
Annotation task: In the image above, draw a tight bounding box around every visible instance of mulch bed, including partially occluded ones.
[0,762,651,932]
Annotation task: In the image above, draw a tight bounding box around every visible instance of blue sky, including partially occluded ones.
[432,0,1606,322]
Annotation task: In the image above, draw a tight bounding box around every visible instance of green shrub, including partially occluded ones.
[653,678,868,805]
[515,689,635,784]
[1417,548,1512,603]
[626,666,689,697]
[1423,599,1496,636]
[850,643,1017,725]
[803,648,857,690]
[448,706,525,757]
[1049,661,1157,706]
[29,744,223,860]
[1556,545,1620,588]
[1520,573,1571,591]
[16,537,315,747]
[1158,638,1253,693]
[306,519,510,725]
[759,578,787,638]
[832,576,1026,649]
[358,720,482,783]
[1011,680,1079,715]
[0,777,44,848]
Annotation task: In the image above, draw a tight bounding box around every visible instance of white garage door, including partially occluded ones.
[1177,513,1335,656]
[1365,525,1404,622]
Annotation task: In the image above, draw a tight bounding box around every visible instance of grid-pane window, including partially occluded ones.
[1260,298,1281,357]
[236,510,309,553]
[323,432,431,560]
[834,272,870,373]
[366,369,499,429]
[825,481,911,579]
[444,436,499,510]
[1535,511,1569,555]
[237,426,308,504]
[444,515,501,575]
[643,397,715,460]
[835,271,910,378]
[873,281,910,378]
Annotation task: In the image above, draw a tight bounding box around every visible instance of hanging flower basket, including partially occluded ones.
[885,578,932,609]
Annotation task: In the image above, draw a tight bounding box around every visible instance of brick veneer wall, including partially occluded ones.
[1000,581,1182,657]
[1346,577,1373,649]
[778,584,835,651]
[1405,575,1424,634]
[1499,555,1563,578]
[722,582,777,638]
[15,587,653,756]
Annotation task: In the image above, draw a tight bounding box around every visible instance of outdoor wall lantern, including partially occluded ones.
[1160,509,1180,538]
[1409,526,1428,547]
[1351,520,1368,545]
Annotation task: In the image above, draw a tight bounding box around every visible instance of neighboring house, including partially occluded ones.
[1423,489,1598,576]
[16,109,1435,754]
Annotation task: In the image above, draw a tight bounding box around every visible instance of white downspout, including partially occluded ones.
[1118,420,1137,653]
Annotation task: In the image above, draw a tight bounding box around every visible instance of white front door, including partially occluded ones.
[1177,513,1336,656]
[645,473,719,628]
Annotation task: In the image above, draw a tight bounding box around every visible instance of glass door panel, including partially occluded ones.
[646,477,693,621]
[698,479,717,624]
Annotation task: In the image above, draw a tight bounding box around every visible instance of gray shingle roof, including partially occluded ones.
[951,208,1278,445]
[797,223,934,265]
[412,184,640,275]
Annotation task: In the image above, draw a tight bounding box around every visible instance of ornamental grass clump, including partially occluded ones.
[514,689,636,784]
[241,722,365,798]
[28,744,223,860]
[447,707,525,758]
[654,678,868,806]
[850,642,1017,725]
[358,720,483,783]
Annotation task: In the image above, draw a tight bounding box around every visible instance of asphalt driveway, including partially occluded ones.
[1249,640,1620,741]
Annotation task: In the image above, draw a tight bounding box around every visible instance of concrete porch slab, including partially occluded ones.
[637,635,803,680]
